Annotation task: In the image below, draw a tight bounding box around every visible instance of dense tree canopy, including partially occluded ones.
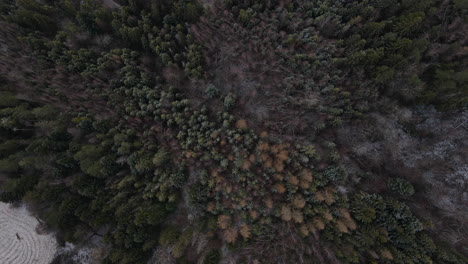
[0,0,466,263]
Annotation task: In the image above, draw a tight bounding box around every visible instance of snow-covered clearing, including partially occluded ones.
[0,202,57,264]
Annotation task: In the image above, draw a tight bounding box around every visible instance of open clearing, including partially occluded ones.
[0,202,57,264]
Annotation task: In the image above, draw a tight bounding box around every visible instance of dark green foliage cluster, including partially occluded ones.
[203,249,221,264]
[0,94,185,264]
[35,0,205,78]
[9,0,57,33]
[224,0,467,115]
[388,178,415,197]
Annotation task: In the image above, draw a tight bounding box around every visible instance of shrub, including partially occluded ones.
[0,174,38,202]
[153,148,170,167]
[205,84,220,98]
[203,250,221,264]
[0,158,19,173]
[172,229,193,258]
[32,105,57,120]
[159,226,180,247]
[0,92,19,107]
[454,0,468,10]
[223,93,236,110]
[323,166,346,183]
[0,140,24,158]
[388,178,415,196]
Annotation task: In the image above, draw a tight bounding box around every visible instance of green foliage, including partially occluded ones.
[129,151,154,175]
[0,157,20,173]
[32,105,57,120]
[388,178,415,196]
[454,0,468,10]
[351,200,376,224]
[239,8,256,25]
[185,44,203,77]
[223,93,237,110]
[152,148,170,167]
[203,249,221,264]
[0,92,19,107]
[322,166,346,184]
[92,119,114,133]
[394,12,426,36]
[159,226,180,247]
[0,140,25,158]
[74,145,105,177]
[134,203,169,226]
[172,229,193,258]
[0,174,38,202]
[0,0,14,14]
[205,84,220,98]
[422,68,468,109]
[75,0,112,33]
[12,0,57,33]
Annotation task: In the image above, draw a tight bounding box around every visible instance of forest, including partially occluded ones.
[0,0,467,263]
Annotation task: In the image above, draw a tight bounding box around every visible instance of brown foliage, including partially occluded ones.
[239,199,247,208]
[274,159,285,172]
[339,208,351,219]
[274,183,286,193]
[314,217,325,230]
[276,150,289,161]
[264,197,274,208]
[314,191,325,202]
[381,249,393,260]
[274,174,284,181]
[345,218,357,230]
[249,210,258,220]
[339,208,357,230]
[249,154,256,163]
[322,210,333,221]
[236,119,248,129]
[300,180,311,189]
[257,142,270,152]
[324,188,335,205]
[307,222,317,233]
[369,250,379,259]
[293,195,306,209]
[241,160,252,170]
[281,206,292,221]
[218,215,231,229]
[299,225,309,236]
[288,175,299,185]
[240,224,251,239]
[207,202,216,212]
[300,169,313,182]
[224,227,238,243]
[336,220,349,233]
[292,210,304,223]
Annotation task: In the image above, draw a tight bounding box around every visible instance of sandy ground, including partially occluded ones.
[0,202,57,264]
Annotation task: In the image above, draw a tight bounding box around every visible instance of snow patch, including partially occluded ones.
[0,202,57,264]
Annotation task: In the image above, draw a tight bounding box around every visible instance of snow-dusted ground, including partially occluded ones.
[0,202,57,264]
